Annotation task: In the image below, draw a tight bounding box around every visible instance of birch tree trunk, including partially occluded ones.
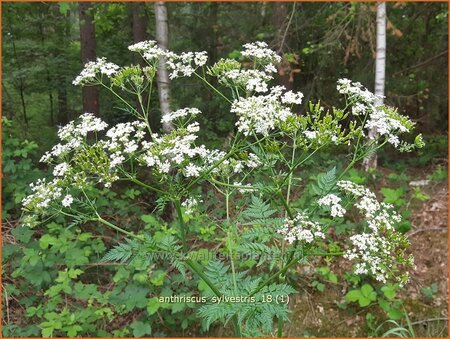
[79,2,99,116]
[364,1,386,171]
[154,1,172,133]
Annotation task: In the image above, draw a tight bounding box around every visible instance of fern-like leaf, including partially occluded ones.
[242,196,277,220]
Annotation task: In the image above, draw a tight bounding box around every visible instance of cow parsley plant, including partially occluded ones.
[22,41,423,337]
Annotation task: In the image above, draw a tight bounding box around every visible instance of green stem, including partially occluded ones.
[100,83,138,115]
[137,92,153,134]
[277,190,294,219]
[194,72,232,104]
[146,79,153,116]
[124,173,166,194]
[185,258,242,337]
[97,217,140,240]
[285,133,297,210]
[278,143,328,188]
[174,200,188,253]
[310,252,344,256]
[185,258,222,296]
[209,177,254,190]
[277,318,283,338]
[249,258,299,297]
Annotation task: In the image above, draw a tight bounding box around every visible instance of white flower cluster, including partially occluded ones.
[336,180,402,231]
[241,41,282,64]
[317,193,346,218]
[53,162,70,177]
[139,125,208,175]
[61,194,74,207]
[181,197,202,215]
[57,113,109,141]
[161,107,201,124]
[22,178,64,211]
[336,180,411,284]
[281,90,304,105]
[73,57,120,86]
[220,69,272,93]
[278,212,325,244]
[101,121,147,168]
[337,78,414,148]
[205,151,262,178]
[40,113,108,164]
[231,86,304,136]
[337,78,382,107]
[128,40,165,61]
[73,41,208,86]
[365,109,409,147]
[166,51,208,79]
[211,43,283,95]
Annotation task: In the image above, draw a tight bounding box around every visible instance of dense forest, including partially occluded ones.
[2,2,448,338]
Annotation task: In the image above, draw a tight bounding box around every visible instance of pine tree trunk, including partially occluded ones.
[131,3,150,118]
[132,2,148,64]
[154,1,172,133]
[79,2,99,115]
[364,2,386,171]
[272,2,294,91]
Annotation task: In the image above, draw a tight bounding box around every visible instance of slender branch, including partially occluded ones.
[124,173,166,194]
[194,72,232,104]
[184,259,242,337]
[100,82,138,115]
[174,200,188,253]
[96,217,140,240]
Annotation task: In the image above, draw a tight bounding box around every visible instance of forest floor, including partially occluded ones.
[285,165,448,337]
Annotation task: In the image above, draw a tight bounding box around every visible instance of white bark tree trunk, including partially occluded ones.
[364,1,386,171]
[154,1,172,133]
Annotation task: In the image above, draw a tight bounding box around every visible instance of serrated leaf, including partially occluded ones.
[311,167,337,196]
[242,196,276,220]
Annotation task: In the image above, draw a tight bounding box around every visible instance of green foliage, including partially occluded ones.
[421,282,438,300]
[197,260,295,336]
[241,195,277,220]
[381,187,406,207]
[427,165,448,181]
[345,284,377,307]
[2,118,44,219]
[310,167,337,196]
[345,280,406,324]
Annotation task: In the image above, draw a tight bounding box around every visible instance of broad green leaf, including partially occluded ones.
[131,321,152,337]
[345,289,361,302]
[146,297,160,316]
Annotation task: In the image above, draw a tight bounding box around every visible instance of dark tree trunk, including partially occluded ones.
[79,2,99,115]
[18,82,28,126]
[57,86,68,125]
[132,3,148,58]
[208,2,219,65]
[131,2,149,117]
[38,11,55,126]
[272,2,294,91]
[10,27,28,125]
